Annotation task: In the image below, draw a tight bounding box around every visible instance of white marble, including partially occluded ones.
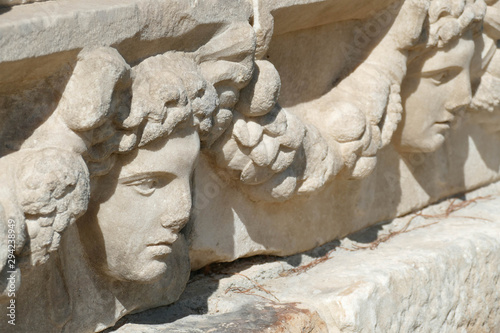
[0,0,499,331]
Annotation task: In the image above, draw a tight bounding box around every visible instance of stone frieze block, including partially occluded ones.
[0,0,499,331]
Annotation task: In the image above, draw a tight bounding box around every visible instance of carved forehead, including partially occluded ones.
[407,30,476,73]
[420,31,475,72]
[118,127,200,178]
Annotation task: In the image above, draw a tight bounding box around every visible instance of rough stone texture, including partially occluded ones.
[1,0,500,331]
[115,185,500,332]
[115,303,328,333]
[0,0,252,93]
[0,0,49,6]
[188,0,500,269]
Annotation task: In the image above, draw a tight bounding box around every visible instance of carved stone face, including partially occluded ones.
[395,32,475,153]
[79,126,199,283]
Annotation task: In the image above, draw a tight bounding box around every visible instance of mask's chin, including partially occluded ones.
[397,133,446,153]
[105,258,169,284]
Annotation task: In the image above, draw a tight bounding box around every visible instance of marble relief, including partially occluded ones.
[0,0,499,331]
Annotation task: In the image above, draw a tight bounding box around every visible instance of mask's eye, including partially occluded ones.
[422,67,460,85]
[431,71,447,83]
[133,179,159,196]
[120,175,171,196]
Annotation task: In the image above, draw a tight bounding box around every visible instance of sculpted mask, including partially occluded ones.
[0,47,217,332]
[0,4,494,331]
[394,0,485,153]
[77,53,209,283]
[79,128,199,283]
[397,33,475,152]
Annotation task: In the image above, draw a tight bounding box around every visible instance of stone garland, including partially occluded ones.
[0,0,499,331]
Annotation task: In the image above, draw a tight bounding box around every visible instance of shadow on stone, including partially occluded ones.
[346,222,387,244]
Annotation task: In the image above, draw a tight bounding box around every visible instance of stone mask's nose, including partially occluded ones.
[161,192,191,230]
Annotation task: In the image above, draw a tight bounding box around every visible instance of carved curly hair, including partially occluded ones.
[408,0,486,59]
[10,47,218,269]
[58,47,217,177]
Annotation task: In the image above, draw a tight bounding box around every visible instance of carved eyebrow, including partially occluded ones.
[118,172,174,184]
[420,66,461,76]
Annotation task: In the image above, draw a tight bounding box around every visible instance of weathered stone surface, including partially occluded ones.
[115,303,328,333]
[1,0,500,331]
[188,0,500,269]
[0,0,49,6]
[0,0,252,93]
[115,187,500,332]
